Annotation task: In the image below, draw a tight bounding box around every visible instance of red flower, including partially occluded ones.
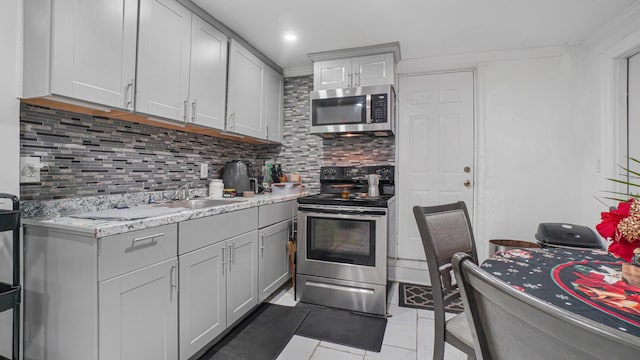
[596,199,640,262]
[608,239,638,263]
[596,200,632,239]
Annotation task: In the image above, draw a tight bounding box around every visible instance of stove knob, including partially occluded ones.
[376,169,383,176]
[323,169,330,176]
[384,168,392,177]
[331,169,337,176]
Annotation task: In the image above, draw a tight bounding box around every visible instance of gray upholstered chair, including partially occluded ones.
[412,202,477,360]
[452,252,640,360]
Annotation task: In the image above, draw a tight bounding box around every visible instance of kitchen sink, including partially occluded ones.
[155,198,246,210]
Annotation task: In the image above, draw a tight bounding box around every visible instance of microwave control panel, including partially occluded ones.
[371,94,388,123]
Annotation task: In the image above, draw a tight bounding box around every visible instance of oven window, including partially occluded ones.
[307,217,375,266]
[312,96,366,126]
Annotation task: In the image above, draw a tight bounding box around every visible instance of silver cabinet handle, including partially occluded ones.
[229,243,234,267]
[222,247,226,275]
[347,73,352,87]
[125,79,134,110]
[228,112,235,130]
[260,233,265,258]
[266,125,269,140]
[183,100,189,124]
[170,264,177,290]
[191,99,197,123]
[131,232,164,247]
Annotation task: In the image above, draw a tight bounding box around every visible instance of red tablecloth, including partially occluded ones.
[482,247,640,336]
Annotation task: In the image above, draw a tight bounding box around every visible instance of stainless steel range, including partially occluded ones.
[296,165,395,315]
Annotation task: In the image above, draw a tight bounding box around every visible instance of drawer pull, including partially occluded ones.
[130,232,164,247]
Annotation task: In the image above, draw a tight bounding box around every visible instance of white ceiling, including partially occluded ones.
[192,0,637,71]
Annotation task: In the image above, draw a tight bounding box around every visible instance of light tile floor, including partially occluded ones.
[268,282,468,360]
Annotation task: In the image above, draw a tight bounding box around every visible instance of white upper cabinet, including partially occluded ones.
[227,40,266,139]
[136,0,192,121]
[137,0,228,127]
[23,0,138,110]
[264,67,284,142]
[313,53,395,90]
[313,58,352,90]
[188,15,228,129]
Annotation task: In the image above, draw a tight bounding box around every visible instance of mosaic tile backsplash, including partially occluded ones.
[279,75,395,192]
[20,75,395,200]
[20,104,280,200]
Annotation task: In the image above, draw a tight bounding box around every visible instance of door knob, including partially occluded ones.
[464,166,471,173]
[464,180,471,187]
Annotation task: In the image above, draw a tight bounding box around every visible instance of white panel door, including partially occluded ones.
[52,0,138,109]
[353,53,394,87]
[258,220,291,301]
[227,40,265,138]
[99,258,178,360]
[264,67,284,142]
[178,241,227,360]
[313,58,352,90]
[226,230,259,325]
[188,14,227,130]
[137,0,191,121]
[397,72,474,261]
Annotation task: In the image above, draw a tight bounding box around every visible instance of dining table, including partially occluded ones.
[481,247,640,337]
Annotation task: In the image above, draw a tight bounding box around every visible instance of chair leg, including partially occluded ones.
[433,331,445,360]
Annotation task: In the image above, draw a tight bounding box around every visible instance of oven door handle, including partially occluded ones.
[298,207,386,216]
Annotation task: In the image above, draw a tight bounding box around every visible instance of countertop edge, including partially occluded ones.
[23,193,308,238]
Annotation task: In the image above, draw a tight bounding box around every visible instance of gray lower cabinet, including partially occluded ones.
[24,202,291,360]
[99,258,179,360]
[258,219,292,301]
[178,208,259,360]
[179,240,227,359]
[23,223,178,360]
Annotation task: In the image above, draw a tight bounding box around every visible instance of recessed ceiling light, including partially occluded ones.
[284,33,297,41]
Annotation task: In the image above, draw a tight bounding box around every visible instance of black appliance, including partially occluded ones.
[535,223,605,250]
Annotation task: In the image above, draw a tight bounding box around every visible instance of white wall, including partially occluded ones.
[474,47,590,261]
[0,0,21,356]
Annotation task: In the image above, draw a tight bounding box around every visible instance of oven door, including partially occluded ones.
[297,205,387,285]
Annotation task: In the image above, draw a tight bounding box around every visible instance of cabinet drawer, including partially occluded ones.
[98,224,178,281]
[258,201,293,228]
[179,207,258,254]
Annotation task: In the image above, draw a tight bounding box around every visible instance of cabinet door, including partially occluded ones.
[227,40,265,138]
[51,0,138,109]
[352,53,395,87]
[179,241,227,360]
[313,58,352,90]
[258,220,291,301]
[137,0,191,121]
[264,67,283,142]
[99,258,178,360]
[188,14,227,130]
[226,230,259,325]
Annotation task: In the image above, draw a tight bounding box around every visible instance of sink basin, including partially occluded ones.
[155,198,246,210]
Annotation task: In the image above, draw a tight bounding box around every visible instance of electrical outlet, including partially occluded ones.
[200,163,208,179]
[20,156,41,183]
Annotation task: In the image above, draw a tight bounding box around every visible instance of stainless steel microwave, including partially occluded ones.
[310,84,395,137]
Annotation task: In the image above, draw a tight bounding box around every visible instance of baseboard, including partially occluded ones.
[387,258,431,286]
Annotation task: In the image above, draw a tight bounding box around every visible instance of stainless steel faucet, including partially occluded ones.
[174,182,196,200]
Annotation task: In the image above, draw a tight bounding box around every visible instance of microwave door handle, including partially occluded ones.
[366,94,372,124]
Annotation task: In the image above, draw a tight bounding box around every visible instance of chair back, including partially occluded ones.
[452,253,640,360]
[413,202,477,286]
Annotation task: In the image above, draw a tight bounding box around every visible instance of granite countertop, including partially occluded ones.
[22,192,308,238]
